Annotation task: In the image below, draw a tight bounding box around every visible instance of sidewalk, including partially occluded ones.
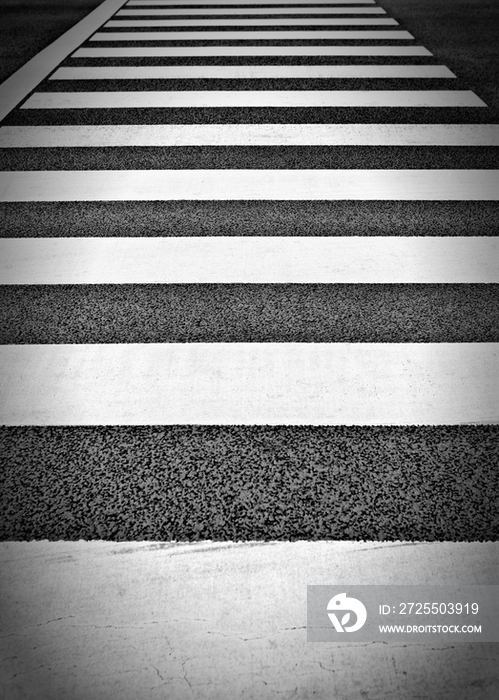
[1,540,498,699]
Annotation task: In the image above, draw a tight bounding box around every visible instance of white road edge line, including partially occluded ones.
[0,0,126,123]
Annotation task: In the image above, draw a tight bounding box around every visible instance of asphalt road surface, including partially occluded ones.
[0,1,498,699]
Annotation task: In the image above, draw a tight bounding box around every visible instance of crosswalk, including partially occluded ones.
[1,0,498,537]
[0,0,498,695]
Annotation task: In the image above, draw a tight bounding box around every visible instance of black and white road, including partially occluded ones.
[0,0,498,698]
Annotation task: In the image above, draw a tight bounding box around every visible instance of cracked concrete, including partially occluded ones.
[0,540,498,699]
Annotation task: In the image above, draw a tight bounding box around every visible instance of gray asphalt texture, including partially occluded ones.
[1,284,498,344]
[1,426,498,541]
[2,201,498,237]
[3,146,499,170]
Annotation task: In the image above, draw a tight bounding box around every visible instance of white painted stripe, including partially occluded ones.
[49,65,456,80]
[0,0,125,123]
[1,237,497,285]
[105,18,399,26]
[118,7,387,13]
[22,91,485,109]
[73,46,432,56]
[90,30,414,39]
[1,343,497,426]
[127,0,378,4]
[3,124,497,148]
[1,170,497,201]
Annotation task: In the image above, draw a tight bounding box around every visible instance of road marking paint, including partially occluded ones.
[90,30,414,40]
[0,0,125,123]
[1,237,497,285]
[3,123,497,147]
[1,343,496,426]
[104,18,399,26]
[1,170,497,201]
[22,90,485,109]
[73,46,432,56]
[117,7,388,14]
[127,0,378,5]
[49,65,456,80]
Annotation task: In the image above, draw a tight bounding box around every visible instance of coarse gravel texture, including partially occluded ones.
[1,201,498,237]
[1,425,498,542]
[1,284,498,344]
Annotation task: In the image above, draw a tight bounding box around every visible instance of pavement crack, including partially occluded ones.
[181,659,193,691]
[151,664,165,683]
[33,615,75,627]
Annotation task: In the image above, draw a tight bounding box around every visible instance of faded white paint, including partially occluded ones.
[0,343,497,425]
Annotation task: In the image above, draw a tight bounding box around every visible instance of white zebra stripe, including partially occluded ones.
[117,7,387,14]
[126,0,378,5]
[1,237,497,285]
[1,170,497,201]
[49,65,456,80]
[72,46,432,56]
[1,343,497,426]
[2,124,497,148]
[104,19,399,26]
[90,30,414,40]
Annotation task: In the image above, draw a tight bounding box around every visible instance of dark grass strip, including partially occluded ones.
[1,146,497,171]
[1,284,498,345]
[1,425,498,541]
[1,201,498,237]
